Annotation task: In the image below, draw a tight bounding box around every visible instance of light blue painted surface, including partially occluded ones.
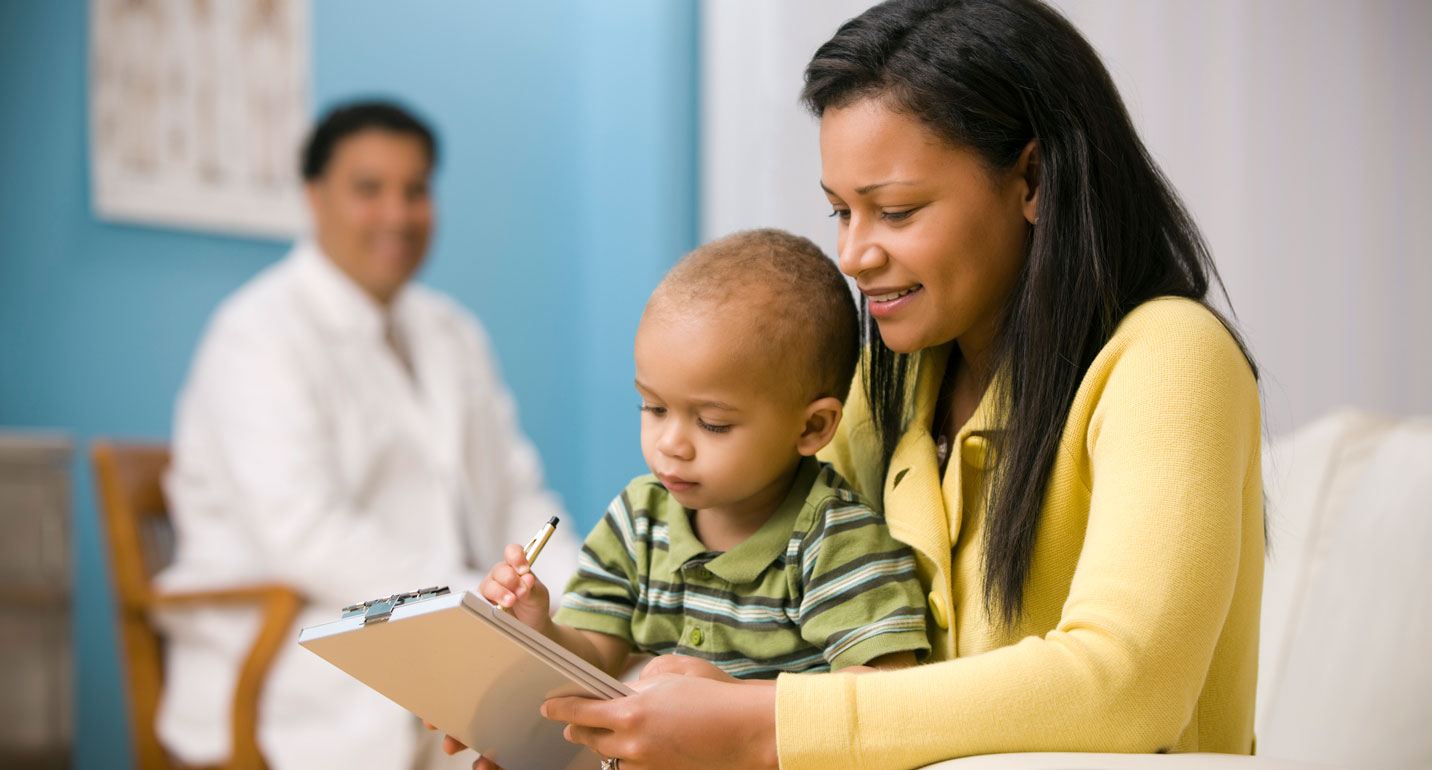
[0,2,696,768]
[573,2,701,514]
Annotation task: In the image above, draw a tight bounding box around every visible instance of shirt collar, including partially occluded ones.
[661,494,708,571]
[661,456,820,585]
[291,240,408,341]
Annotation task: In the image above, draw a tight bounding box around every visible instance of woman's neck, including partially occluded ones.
[942,356,984,437]
[945,315,1001,428]
[956,316,998,382]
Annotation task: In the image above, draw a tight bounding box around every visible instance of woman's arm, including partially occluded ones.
[544,308,1261,770]
[774,307,1264,770]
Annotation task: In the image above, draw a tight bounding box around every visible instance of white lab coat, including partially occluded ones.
[155,242,579,770]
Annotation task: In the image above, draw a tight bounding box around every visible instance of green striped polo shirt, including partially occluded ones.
[554,456,929,679]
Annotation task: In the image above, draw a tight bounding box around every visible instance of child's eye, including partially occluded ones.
[639,404,666,417]
[698,419,731,434]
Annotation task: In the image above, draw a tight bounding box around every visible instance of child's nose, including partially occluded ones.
[657,422,694,460]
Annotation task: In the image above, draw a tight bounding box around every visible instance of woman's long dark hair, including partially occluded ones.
[803,0,1257,627]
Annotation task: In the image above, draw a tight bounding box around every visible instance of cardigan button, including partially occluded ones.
[962,435,996,470]
[927,591,950,630]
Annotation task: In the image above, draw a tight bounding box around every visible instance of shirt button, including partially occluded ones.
[927,591,950,630]
[962,435,996,470]
[690,628,704,646]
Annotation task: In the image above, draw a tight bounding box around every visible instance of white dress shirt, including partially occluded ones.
[155,242,578,770]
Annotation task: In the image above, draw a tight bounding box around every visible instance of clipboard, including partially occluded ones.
[298,587,633,770]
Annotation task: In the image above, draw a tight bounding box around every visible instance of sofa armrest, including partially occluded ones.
[918,752,1342,770]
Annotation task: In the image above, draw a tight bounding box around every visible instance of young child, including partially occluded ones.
[480,229,929,680]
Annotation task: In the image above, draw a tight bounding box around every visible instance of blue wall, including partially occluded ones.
[0,2,697,768]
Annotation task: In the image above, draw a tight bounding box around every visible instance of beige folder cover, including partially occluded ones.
[299,590,632,770]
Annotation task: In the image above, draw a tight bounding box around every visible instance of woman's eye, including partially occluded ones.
[698,419,731,434]
[639,404,666,417]
[827,208,850,222]
[881,208,916,222]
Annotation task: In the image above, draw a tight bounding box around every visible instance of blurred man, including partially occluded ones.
[156,101,577,770]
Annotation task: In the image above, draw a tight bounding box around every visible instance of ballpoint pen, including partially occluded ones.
[522,516,560,568]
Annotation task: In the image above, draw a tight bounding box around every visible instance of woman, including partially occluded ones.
[496,1,1263,767]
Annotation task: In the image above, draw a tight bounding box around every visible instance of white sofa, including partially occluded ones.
[923,411,1432,770]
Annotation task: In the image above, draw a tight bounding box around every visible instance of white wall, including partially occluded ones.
[702,0,1432,433]
[701,0,869,252]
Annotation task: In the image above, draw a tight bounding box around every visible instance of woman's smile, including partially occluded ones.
[863,283,925,318]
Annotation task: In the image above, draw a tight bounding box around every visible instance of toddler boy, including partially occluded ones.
[480,229,928,679]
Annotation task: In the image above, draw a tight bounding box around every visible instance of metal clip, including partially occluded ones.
[341,586,450,625]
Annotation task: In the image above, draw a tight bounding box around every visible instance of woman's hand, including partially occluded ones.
[542,673,779,770]
[423,722,482,765]
[427,728,504,770]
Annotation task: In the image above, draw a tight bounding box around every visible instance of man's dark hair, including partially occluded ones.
[300,100,438,180]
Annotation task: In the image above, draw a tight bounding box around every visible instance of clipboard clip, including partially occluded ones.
[340,586,450,625]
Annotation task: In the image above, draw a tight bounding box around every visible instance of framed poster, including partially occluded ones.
[89,0,310,239]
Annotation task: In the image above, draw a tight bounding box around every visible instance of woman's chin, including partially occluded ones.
[873,322,941,355]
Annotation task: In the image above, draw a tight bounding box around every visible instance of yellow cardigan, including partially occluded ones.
[777,298,1264,769]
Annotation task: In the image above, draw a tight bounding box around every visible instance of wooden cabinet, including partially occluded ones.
[0,433,73,769]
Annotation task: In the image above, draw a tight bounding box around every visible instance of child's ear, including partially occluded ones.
[797,397,844,457]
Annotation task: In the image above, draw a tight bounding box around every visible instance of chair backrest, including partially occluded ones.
[92,440,178,770]
[1258,411,1432,769]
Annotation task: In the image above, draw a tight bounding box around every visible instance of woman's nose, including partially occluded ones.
[837,216,886,278]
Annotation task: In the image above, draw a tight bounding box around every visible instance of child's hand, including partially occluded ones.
[641,654,742,684]
[478,543,552,631]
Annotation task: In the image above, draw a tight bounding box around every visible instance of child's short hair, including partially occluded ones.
[652,228,860,403]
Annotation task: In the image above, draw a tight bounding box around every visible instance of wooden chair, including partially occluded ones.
[91,441,301,770]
